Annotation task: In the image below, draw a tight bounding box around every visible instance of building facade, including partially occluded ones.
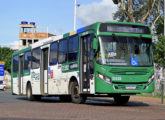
[19,21,54,50]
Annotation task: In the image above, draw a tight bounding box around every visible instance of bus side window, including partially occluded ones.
[24,51,31,71]
[68,36,79,62]
[32,48,40,69]
[13,55,19,73]
[58,39,68,64]
[50,42,58,65]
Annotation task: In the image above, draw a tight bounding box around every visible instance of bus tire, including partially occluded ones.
[70,82,86,104]
[26,84,34,101]
[113,96,130,105]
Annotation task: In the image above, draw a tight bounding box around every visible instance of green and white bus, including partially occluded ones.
[11,22,154,104]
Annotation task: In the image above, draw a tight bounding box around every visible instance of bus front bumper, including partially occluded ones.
[95,79,154,94]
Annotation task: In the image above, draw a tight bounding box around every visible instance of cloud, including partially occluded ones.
[77,0,117,26]
[2,40,18,50]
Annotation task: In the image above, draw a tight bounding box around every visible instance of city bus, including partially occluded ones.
[11,22,154,104]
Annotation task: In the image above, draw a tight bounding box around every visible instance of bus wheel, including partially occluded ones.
[70,82,86,104]
[113,96,130,105]
[26,84,34,101]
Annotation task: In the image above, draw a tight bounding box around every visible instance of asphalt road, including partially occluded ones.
[0,90,165,120]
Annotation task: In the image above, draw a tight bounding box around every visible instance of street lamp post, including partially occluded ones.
[74,0,77,31]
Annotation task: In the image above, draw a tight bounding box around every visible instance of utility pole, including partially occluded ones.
[162,0,165,104]
[74,0,77,31]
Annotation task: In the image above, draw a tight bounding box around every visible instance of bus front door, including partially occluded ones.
[80,35,94,93]
[41,47,49,95]
[18,55,24,95]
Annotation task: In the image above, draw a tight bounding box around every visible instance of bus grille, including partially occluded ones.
[109,68,149,75]
[115,84,145,90]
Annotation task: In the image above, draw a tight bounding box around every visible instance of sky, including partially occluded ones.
[0,0,117,49]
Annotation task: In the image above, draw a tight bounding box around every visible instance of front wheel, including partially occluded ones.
[70,82,86,104]
[113,96,130,105]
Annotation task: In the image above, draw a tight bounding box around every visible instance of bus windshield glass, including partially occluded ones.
[97,36,153,66]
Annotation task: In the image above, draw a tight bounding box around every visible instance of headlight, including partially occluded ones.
[148,75,154,84]
[97,72,112,85]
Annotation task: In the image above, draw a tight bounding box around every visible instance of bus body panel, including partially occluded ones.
[13,77,19,94]
[31,68,41,95]
[94,64,154,94]
[48,65,79,95]
[47,65,58,94]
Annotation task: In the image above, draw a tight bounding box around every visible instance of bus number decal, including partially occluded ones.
[112,77,122,81]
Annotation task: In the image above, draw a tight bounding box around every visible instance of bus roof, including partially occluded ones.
[15,21,150,50]
[12,46,31,56]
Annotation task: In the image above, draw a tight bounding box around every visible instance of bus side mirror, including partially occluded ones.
[93,38,98,52]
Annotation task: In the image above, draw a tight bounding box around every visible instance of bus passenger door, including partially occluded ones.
[18,55,24,95]
[80,35,94,93]
[41,47,49,95]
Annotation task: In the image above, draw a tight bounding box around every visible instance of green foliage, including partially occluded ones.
[112,0,164,30]
[156,17,164,35]
[153,36,165,67]
[0,47,14,73]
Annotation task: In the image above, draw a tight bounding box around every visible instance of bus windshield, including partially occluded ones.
[97,36,153,66]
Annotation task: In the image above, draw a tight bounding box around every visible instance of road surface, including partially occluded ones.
[0,90,164,120]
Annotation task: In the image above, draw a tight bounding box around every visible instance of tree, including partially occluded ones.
[156,17,164,35]
[112,0,164,30]
[153,36,165,67]
[0,47,14,73]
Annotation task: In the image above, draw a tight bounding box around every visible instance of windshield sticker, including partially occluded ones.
[106,59,126,63]
[108,51,117,57]
[110,63,128,65]
[131,57,138,66]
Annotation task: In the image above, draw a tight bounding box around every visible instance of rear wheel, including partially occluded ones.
[113,96,130,105]
[26,84,34,101]
[70,82,86,104]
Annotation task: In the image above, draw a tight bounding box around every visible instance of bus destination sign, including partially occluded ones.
[99,23,150,34]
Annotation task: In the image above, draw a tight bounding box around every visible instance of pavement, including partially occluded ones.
[0,90,165,120]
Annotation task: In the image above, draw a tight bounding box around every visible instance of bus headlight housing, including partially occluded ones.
[148,75,154,84]
[97,72,112,85]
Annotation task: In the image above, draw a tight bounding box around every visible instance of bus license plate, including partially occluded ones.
[126,86,136,90]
